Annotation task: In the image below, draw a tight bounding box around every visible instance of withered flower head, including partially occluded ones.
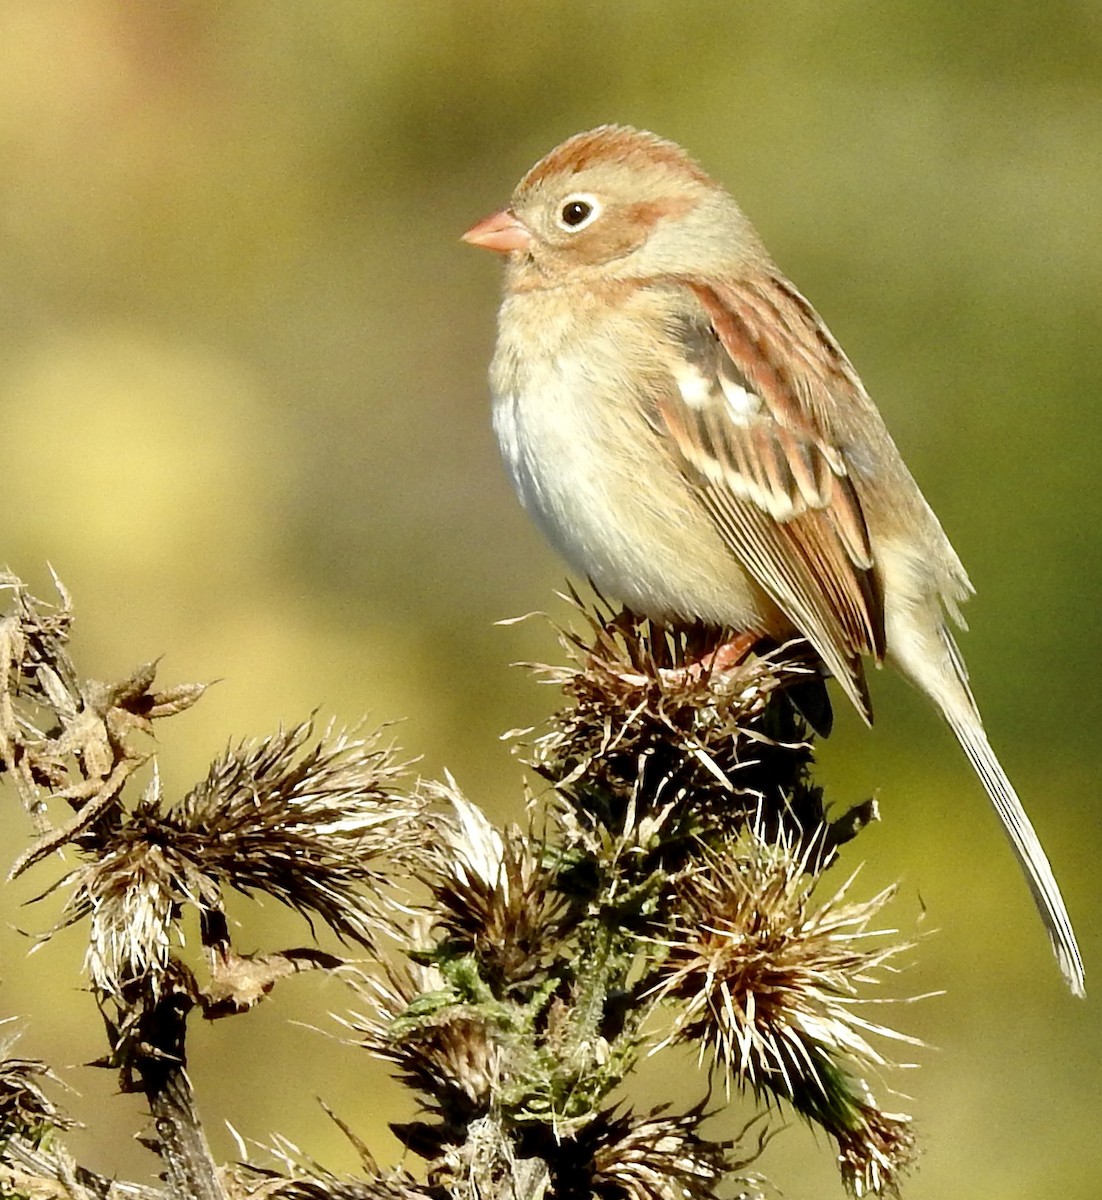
[420,783,572,993]
[229,1152,429,1200]
[242,1181,426,1200]
[0,1033,76,1147]
[528,601,832,872]
[274,1179,429,1200]
[652,822,918,1196]
[345,960,505,1154]
[172,720,417,920]
[553,1105,735,1200]
[58,722,421,998]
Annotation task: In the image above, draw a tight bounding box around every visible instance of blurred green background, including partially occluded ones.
[0,1,1099,1196]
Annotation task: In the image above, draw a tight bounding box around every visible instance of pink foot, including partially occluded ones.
[670,631,758,683]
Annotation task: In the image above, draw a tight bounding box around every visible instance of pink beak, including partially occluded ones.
[462,208,532,254]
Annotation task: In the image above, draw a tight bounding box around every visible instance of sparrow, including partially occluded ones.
[463,124,1084,996]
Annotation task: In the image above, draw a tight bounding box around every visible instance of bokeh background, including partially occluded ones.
[1,2,1099,1196]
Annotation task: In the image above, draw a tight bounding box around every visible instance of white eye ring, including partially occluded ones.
[555,193,603,232]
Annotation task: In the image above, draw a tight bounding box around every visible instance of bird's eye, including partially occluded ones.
[561,200,592,226]
[556,193,601,231]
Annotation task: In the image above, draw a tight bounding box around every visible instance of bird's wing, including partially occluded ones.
[650,276,885,720]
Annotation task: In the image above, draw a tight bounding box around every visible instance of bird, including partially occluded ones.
[462,124,1084,996]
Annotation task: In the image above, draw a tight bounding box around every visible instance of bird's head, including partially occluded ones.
[463,125,766,288]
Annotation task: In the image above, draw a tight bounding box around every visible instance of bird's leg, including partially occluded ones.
[588,610,758,689]
[667,630,758,683]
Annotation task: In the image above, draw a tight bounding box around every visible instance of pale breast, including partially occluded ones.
[489,287,776,631]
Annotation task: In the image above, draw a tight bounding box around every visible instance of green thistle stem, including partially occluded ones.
[563,919,616,1070]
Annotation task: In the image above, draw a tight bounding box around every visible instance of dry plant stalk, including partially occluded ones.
[0,574,922,1200]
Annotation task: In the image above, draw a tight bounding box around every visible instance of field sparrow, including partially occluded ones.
[463,125,1084,995]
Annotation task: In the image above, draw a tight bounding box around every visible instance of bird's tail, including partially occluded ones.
[947,710,1085,997]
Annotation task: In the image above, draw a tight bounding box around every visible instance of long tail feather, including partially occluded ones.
[948,713,1085,997]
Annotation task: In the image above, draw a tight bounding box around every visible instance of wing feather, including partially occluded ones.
[654,278,885,719]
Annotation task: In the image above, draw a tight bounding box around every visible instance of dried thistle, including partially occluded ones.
[1,577,927,1200]
[339,604,920,1196]
[267,1179,430,1200]
[173,721,418,935]
[0,572,78,738]
[528,599,842,876]
[0,1035,75,1149]
[552,1105,736,1200]
[227,1161,430,1200]
[345,959,509,1154]
[420,784,575,994]
[651,821,918,1195]
[54,722,420,1002]
[0,573,208,878]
